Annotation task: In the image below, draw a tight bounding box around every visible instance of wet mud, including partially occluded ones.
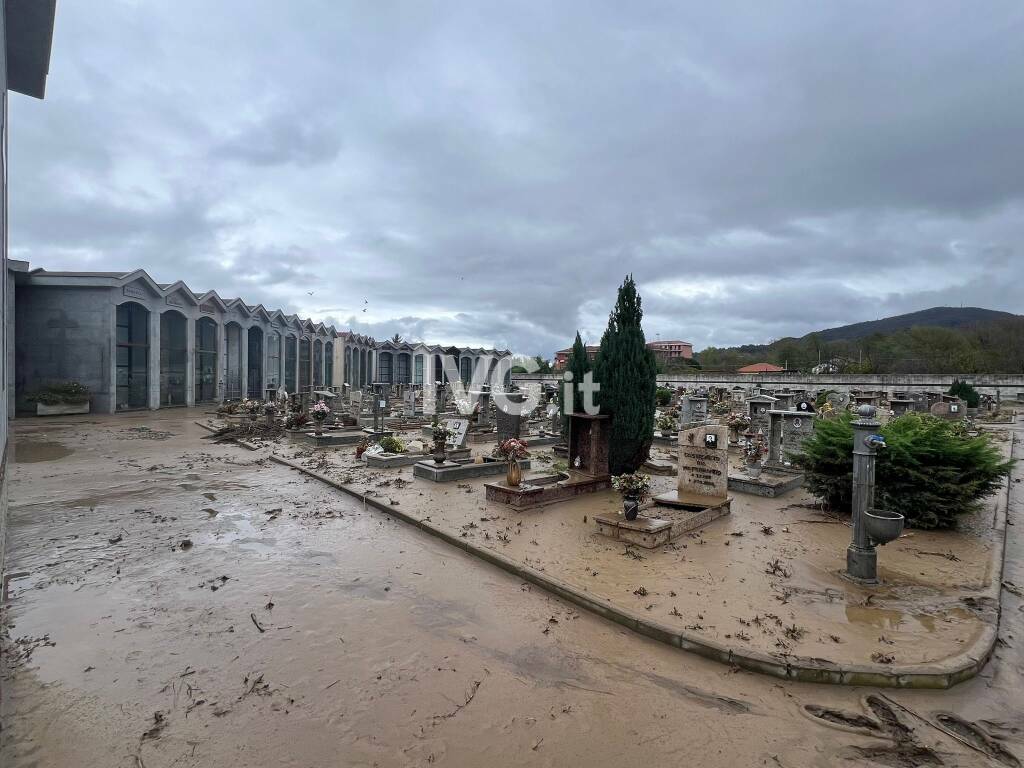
[0,410,1021,767]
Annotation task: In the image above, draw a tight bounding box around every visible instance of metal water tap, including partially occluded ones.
[864,434,886,450]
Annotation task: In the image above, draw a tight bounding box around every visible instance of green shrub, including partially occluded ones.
[379,435,405,453]
[793,412,1012,529]
[29,381,91,405]
[559,331,592,439]
[948,378,980,408]
[655,387,673,407]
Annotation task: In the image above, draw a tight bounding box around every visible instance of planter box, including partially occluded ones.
[37,402,90,416]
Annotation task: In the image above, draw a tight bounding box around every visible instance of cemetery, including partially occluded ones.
[179,277,1016,687]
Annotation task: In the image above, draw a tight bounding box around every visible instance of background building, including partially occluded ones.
[8,264,512,414]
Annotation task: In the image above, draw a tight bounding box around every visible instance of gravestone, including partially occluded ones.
[930,400,964,420]
[422,385,436,415]
[676,425,729,500]
[547,402,561,434]
[567,414,610,479]
[767,410,815,468]
[747,395,777,432]
[444,418,470,449]
[679,396,708,427]
[890,397,914,417]
[794,398,816,415]
[773,392,795,411]
[495,392,524,442]
[653,424,731,512]
[403,388,416,417]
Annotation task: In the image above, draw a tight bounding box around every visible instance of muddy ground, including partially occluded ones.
[2,409,1023,767]
[275,426,1007,668]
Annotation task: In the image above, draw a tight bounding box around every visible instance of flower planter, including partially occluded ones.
[622,494,641,521]
[745,462,763,479]
[506,460,522,487]
[37,402,90,416]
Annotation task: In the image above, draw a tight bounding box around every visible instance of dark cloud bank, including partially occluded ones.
[10,1,1024,356]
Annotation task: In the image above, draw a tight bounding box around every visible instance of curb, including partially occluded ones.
[270,452,1010,689]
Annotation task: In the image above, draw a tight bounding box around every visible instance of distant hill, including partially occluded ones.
[696,306,1024,374]
[815,307,1019,343]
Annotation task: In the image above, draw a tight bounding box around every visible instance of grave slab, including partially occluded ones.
[594,513,673,549]
[413,457,530,482]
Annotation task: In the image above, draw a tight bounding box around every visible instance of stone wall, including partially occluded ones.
[513,371,1024,399]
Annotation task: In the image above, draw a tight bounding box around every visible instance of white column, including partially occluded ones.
[217,321,226,402]
[149,310,161,410]
[186,315,196,407]
[240,326,249,400]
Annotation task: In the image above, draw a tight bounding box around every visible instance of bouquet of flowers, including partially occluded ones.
[725,412,751,430]
[310,400,331,420]
[239,398,262,415]
[656,413,678,433]
[611,472,652,501]
[284,411,309,430]
[742,435,767,463]
[431,422,453,443]
[494,438,529,461]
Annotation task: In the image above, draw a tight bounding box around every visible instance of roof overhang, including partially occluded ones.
[6,0,56,99]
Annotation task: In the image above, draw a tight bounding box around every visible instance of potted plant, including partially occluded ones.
[431,418,452,464]
[494,437,529,487]
[310,400,331,435]
[724,412,751,443]
[29,382,91,416]
[656,413,677,436]
[742,433,767,478]
[611,472,652,521]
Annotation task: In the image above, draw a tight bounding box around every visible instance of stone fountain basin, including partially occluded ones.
[865,508,905,545]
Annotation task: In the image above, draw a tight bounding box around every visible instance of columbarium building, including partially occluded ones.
[8,265,511,415]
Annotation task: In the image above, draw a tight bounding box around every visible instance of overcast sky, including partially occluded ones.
[10,2,1024,356]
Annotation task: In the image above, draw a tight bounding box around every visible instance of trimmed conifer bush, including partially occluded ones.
[793,412,1011,529]
[593,276,658,475]
[558,331,592,438]
[948,378,980,408]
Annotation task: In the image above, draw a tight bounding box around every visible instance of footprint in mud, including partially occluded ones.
[803,704,880,734]
[934,712,1021,767]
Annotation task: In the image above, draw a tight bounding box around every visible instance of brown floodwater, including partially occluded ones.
[12,439,73,463]
[1,410,1022,767]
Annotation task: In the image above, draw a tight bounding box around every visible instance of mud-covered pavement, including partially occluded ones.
[2,410,1022,767]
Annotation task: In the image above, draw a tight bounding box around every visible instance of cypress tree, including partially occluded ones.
[593,275,658,474]
[558,331,591,438]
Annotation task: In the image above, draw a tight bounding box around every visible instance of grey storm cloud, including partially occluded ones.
[8,1,1024,357]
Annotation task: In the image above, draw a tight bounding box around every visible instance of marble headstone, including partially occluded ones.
[676,425,729,501]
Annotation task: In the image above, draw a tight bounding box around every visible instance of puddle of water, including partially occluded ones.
[14,440,74,464]
[842,604,973,632]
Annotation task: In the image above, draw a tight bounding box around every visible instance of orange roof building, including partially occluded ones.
[736,362,786,374]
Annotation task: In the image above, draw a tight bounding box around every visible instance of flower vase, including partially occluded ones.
[746,461,762,479]
[432,441,447,464]
[623,494,640,521]
[506,459,522,487]
[313,414,326,436]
